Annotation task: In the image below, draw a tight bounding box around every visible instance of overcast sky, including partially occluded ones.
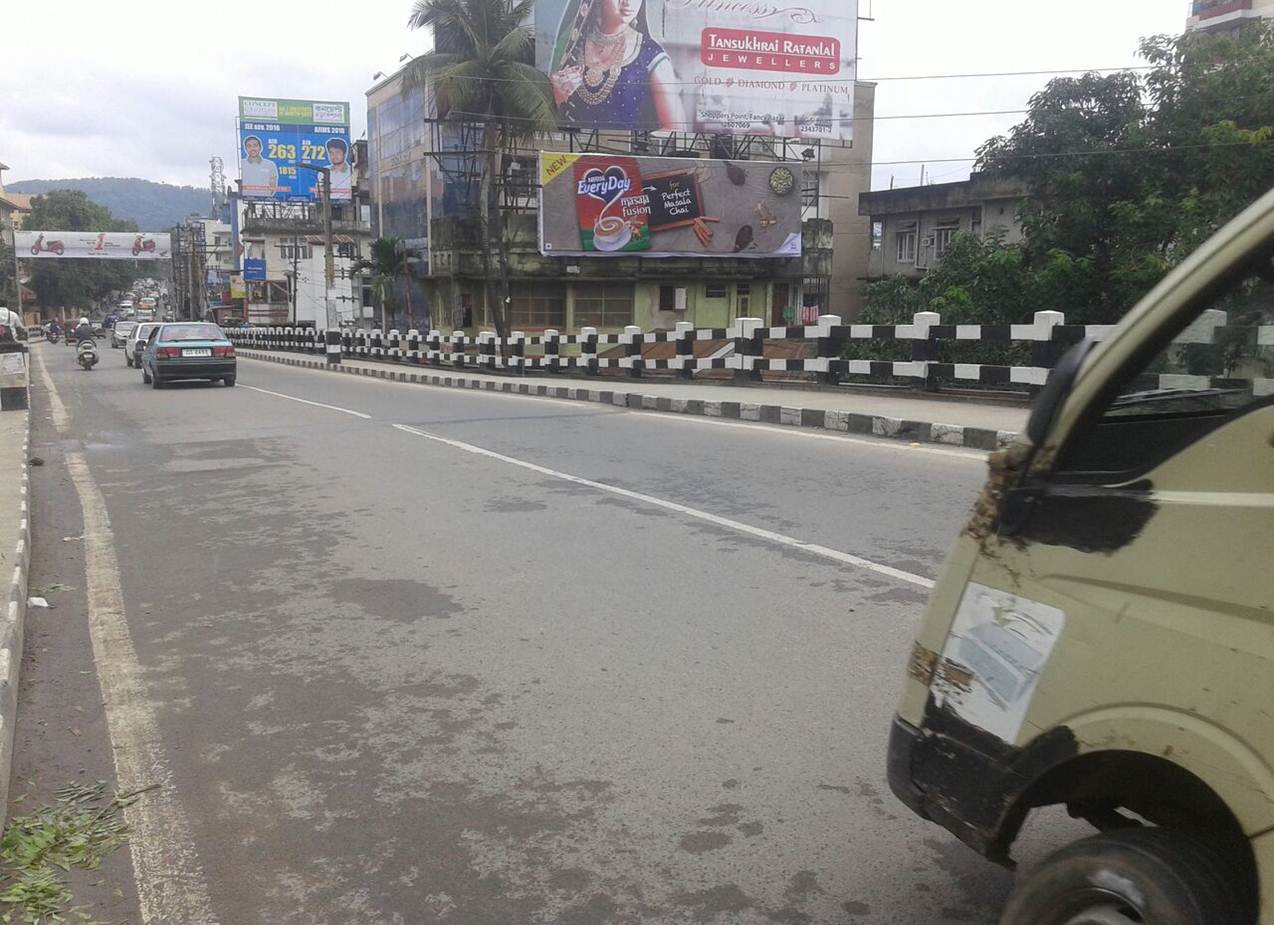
[3,0,1188,193]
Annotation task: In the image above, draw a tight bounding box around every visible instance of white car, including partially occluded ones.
[125,321,161,368]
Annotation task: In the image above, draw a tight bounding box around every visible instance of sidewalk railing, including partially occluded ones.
[224,309,1272,396]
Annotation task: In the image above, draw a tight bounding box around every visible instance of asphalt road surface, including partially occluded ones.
[23,343,1084,925]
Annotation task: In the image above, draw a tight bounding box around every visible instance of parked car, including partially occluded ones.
[141,322,236,388]
[111,320,137,349]
[126,321,161,368]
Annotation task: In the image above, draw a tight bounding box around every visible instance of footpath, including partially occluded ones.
[0,349,32,822]
[237,349,1029,450]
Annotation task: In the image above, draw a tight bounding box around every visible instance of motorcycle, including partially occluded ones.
[29,233,65,256]
[77,339,99,370]
[132,236,156,256]
[46,329,60,344]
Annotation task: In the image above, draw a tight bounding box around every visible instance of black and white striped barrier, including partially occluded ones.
[223,308,1274,396]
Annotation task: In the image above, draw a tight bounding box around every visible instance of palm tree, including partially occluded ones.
[404,0,557,344]
[354,237,413,330]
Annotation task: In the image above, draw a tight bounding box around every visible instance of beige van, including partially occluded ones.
[889,186,1274,925]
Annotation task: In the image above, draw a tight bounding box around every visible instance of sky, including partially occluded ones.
[2,0,1189,194]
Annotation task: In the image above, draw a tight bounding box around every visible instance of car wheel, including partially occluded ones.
[223,375,236,387]
[1000,828,1244,925]
[151,374,163,389]
[141,367,152,384]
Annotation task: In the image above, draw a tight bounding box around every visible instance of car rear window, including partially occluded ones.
[160,324,225,342]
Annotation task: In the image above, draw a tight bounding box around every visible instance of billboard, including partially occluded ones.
[538,152,801,258]
[535,0,857,139]
[237,97,352,202]
[15,231,171,260]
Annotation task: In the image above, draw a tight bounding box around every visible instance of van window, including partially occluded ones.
[1058,256,1274,477]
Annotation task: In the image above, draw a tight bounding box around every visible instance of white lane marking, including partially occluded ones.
[33,348,69,430]
[38,357,219,924]
[240,385,371,419]
[245,356,994,458]
[392,423,935,589]
[639,411,988,461]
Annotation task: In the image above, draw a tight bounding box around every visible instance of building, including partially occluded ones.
[857,174,1030,280]
[1186,0,1274,33]
[0,162,35,320]
[231,142,376,327]
[364,64,876,332]
[171,217,238,321]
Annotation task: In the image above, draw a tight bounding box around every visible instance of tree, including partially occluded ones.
[23,190,141,316]
[354,237,414,330]
[973,25,1274,322]
[403,0,558,345]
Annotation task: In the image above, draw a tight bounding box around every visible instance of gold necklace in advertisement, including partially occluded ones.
[578,27,634,106]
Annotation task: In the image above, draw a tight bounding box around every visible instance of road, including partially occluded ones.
[21,342,1081,925]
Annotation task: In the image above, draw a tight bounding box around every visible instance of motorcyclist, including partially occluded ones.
[74,317,95,345]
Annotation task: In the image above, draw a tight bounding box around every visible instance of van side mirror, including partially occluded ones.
[1026,338,1098,446]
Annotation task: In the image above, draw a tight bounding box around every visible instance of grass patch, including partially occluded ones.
[0,782,143,924]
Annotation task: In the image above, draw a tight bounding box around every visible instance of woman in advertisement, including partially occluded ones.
[548,0,685,131]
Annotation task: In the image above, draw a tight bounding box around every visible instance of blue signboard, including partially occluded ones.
[238,97,352,203]
[243,258,267,281]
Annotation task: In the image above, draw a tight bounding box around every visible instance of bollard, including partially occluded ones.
[578,327,599,376]
[325,327,342,364]
[910,311,941,391]
[622,325,644,378]
[674,320,695,380]
[732,317,764,383]
[815,314,844,385]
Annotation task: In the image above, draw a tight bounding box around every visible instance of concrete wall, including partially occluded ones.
[822,82,876,320]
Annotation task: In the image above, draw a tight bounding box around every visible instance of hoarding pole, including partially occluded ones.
[12,245,20,320]
[320,168,340,364]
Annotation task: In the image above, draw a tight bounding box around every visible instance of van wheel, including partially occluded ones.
[1000,829,1242,925]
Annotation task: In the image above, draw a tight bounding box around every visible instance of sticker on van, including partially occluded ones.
[932,583,1065,744]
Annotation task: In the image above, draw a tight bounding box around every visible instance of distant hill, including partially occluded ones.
[7,177,210,231]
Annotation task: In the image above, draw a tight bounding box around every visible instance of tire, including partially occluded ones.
[223,375,236,387]
[1000,828,1244,925]
[141,367,152,384]
[151,374,163,389]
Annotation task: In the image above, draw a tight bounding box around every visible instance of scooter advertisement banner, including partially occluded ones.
[15,231,172,260]
[539,151,802,259]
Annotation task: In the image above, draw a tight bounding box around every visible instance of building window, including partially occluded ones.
[705,284,728,299]
[934,225,958,259]
[573,283,633,328]
[278,241,312,261]
[871,221,884,250]
[510,283,566,328]
[896,231,917,264]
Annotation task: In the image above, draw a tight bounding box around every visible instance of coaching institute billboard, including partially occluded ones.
[535,0,857,139]
[237,97,352,202]
[16,231,171,260]
[538,151,801,258]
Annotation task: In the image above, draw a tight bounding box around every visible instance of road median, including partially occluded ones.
[0,355,32,824]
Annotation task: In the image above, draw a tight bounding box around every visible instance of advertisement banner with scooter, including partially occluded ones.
[15,231,172,260]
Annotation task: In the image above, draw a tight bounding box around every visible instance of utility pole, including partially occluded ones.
[299,163,341,364]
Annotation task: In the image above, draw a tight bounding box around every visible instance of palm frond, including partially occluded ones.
[490,23,534,64]
[431,59,493,118]
[493,62,557,135]
[402,51,464,91]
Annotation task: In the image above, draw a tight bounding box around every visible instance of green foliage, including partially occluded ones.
[404,0,556,145]
[0,782,134,924]
[866,26,1274,328]
[23,191,142,314]
[7,178,206,232]
[353,237,412,327]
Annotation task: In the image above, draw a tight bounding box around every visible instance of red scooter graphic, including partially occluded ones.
[29,234,65,256]
[132,236,157,256]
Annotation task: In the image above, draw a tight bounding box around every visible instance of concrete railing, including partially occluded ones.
[224,309,1274,396]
